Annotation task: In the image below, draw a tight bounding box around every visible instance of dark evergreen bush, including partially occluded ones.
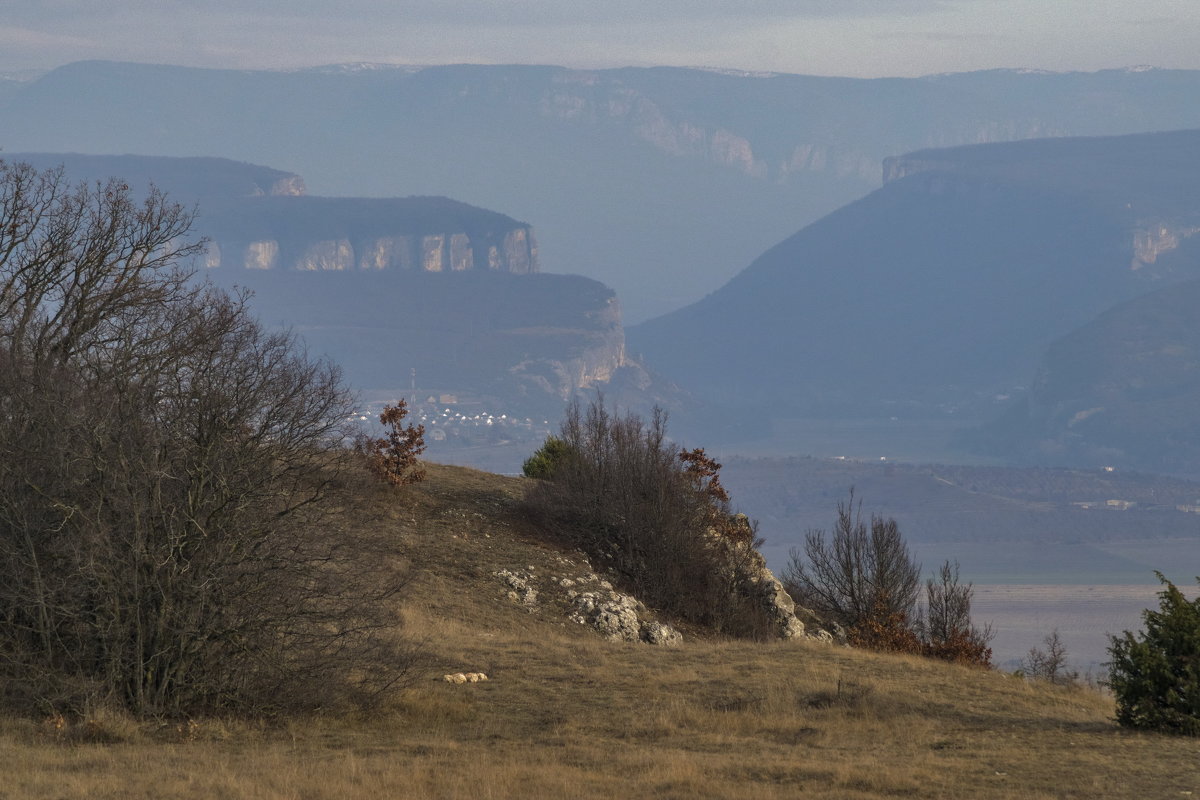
[522,435,572,479]
[1108,574,1200,735]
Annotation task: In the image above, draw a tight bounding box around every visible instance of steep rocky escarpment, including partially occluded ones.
[200,196,538,275]
[4,153,539,277]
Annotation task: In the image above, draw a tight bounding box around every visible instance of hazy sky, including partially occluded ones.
[2,1,1198,78]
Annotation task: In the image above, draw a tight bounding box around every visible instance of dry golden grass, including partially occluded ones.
[1,463,1196,799]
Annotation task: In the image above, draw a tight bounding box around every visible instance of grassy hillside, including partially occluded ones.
[2,463,1194,799]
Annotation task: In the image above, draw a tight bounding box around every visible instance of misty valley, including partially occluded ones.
[4,62,1198,668]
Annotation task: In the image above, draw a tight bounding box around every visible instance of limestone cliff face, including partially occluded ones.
[205,223,538,275]
[540,75,768,179]
[266,175,306,197]
[244,240,279,270]
[782,144,878,183]
[538,72,1072,187]
[1130,223,1200,271]
[507,294,629,402]
[295,239,354,271]
[357,236,417,270]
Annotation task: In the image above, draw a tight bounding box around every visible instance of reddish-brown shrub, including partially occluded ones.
[358,399,426,486]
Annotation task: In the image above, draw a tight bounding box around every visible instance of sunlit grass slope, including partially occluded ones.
[1,463,1194,799]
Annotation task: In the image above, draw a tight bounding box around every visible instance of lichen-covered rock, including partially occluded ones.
[570,590,642,641]
[750,571,807,640]
[807,628,835,644]
[640,620,683,646]
[494,569,539,606]
[703,520,808,640]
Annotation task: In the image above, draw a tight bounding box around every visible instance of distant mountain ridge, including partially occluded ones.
[630,128,1200,436]
[9,61,1200,319]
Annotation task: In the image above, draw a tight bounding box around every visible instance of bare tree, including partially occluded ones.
[782,490,921,633]
[0,161,412,716]
[1022,629,1074,684]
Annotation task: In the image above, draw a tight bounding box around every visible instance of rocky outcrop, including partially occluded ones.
[494,563,682,645]
[881,156,948,184]
[500,229,536,274]
[266,175,306,197]
[1131,222,1200,270]
[356,236,417,270]
[568,590,642,641]
[495,569,539,607]
[784,144,878,183]
[421,235,446,272]
[505,296,628,401]
[701,515,817,642]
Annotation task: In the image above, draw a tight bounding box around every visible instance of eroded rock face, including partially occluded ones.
[267,175,307,196]
[356,236,415,270]
[568,589,683,646]
[421,235,445,272]
[752,573,808,640]
[449,233,473,271]
[244,240,279,270]
[501,229,536,275]
[1131,223,1200,270]
[207,227,537,274]
[296,239,354,271]
[705,515,810,641]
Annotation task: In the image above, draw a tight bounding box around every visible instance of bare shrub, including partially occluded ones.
[0,161,413,717]
[784,494,990,666]
[919,561,993,667]
[524,397,773,637]
[1020,629,1075,684]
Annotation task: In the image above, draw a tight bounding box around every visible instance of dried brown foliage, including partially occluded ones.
[358,399,427,486]
[679,447,755,546]
[847,600,923,654]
